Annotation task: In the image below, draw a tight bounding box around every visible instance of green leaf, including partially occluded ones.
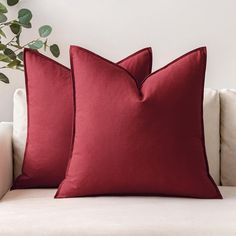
[4,48,16,60]
[0,53,11,62]
[0,73,9,83]
[39,25,52,38]
[17,63,23,67]
[17,51,23,61]
[0,53,8,60]
[10,23,21,34]
[50,44,60,57]
[0,28,6,37]
[0,43,6,50]
[20,22,32,28]
[18,9,32,24]
[7,59,21,68]
[7,0,19,6]
[0,3,7,13]
[28,40,43,49]
[0,13,7,23]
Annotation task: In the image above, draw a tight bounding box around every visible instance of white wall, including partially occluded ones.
[1,0,236,121]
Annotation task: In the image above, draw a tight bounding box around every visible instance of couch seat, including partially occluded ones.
[0,187,235,236]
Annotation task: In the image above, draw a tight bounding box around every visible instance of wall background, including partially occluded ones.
[0,0,236,121]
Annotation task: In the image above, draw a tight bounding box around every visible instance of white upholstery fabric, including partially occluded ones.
[0,187,235,236]
[220,89,236,186]
[12,88,220,184]
[203,89,220,184]
[2,88,236,236]
[13,89,27,179]
[0,122,13,199]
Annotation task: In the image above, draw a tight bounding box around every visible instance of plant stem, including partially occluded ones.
[0,20,14,28]
[6,35,16,46]
[0,66,24,71]
[13,38,40,53]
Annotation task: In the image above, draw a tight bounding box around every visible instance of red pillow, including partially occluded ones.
[56,46,222,199]
[12,47,152,189]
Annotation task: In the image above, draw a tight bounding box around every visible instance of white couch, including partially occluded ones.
[0,89,236,236]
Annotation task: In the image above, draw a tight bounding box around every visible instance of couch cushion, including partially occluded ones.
[0,187,234,236]
[56,46,221,198]
[220,89,236,186]
[12,88,220,185]
[12,49,74,189]
[12,48,153,188]
[13,89,27,179]
[203,89,220,184]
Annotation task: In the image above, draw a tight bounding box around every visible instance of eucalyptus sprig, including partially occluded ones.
[0,0,60,83]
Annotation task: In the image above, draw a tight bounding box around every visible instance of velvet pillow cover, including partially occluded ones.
[12,47,152,189]
[56,46,222,199]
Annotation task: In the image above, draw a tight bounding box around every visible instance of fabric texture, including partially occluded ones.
[0,122,13,199]
[12,48,153,189]
[56,46,221,199]
[12,49,73,189]
[13,89,27,179]
[203,89,220,184]
[220,89,236,186]
[0,187,234,236]
[12,88,221,185]
[117,48,152,87]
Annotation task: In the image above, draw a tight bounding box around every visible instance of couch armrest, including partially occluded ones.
[0,122,13,199]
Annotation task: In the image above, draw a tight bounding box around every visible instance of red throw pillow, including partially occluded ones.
[56,46,222,199]
[12,47,152,189]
